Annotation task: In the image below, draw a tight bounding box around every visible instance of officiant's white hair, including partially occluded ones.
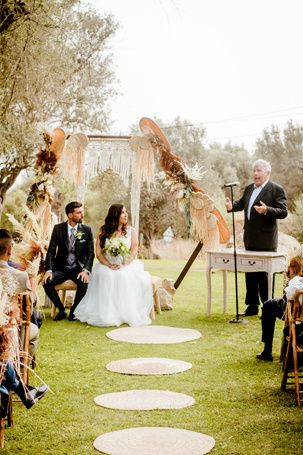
[252,159,271,173]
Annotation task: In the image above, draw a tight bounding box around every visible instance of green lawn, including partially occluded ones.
[3,259,302,454]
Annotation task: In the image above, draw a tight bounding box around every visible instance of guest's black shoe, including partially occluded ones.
[54,311,67,321]
[68,313,77,321]
[256,351,273,361]
[14,383,49,409]
[239,305,259,316]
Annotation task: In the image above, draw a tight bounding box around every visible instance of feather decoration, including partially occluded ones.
[50,128,66,160]
[23,205,43,239]
[129,136,155,186]
[6,205,49,275]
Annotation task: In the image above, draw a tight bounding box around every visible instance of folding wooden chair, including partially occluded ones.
[0,362,6,448]
[50,280,77,318]
[18,292,31,386]
[281,290,303,406]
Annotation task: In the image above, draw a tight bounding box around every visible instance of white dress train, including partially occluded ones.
[74,228,153,327]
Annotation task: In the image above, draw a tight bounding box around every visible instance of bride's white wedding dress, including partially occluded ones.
[74,227,153,327]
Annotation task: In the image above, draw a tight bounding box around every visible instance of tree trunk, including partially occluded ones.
[0,166,23,209]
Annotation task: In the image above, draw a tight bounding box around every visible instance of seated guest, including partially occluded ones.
[0,229,39,360]
[257,256,303,361]
[7,260,24,270]
[0,329,48,417]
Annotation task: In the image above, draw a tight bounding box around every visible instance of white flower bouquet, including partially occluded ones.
[103,237,130,264]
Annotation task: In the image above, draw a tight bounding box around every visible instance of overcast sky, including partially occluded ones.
[88,0,303,150]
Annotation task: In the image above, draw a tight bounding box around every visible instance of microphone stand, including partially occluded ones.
[225,183,247,324]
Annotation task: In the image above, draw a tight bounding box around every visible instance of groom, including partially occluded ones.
[42,201,94,321]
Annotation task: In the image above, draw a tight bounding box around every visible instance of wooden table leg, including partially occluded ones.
[206,267,212,315]
[0,418,4,448]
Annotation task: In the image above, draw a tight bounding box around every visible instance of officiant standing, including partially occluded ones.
[42,201,94,321]
[225,159,287,316]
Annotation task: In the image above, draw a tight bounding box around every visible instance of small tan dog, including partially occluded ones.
[157,278,175,310]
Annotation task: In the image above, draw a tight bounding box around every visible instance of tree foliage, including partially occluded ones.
[0,0,117,203]
[254,121,303,209]
[139,176,188,248]
[0,0,30,33]
[84,171,130,237]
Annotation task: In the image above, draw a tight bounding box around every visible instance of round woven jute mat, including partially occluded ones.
[106,325,201,344]
[94,427,215,454]
[106,357,192,375]
[94,389,195,410]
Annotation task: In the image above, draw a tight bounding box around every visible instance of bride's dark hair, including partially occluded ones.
[99,204,127,249]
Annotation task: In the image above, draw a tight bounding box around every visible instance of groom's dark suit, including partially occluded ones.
[43,221,94,317]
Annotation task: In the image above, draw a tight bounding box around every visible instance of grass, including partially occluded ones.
[2,259,302,454]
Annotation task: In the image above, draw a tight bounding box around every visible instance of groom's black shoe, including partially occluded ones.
[68,313,77,321]
[54,311,67,321]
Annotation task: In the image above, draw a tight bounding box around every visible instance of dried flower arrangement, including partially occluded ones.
[139,117,229,247]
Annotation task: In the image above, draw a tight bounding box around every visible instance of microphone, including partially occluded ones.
[223,181,240,188]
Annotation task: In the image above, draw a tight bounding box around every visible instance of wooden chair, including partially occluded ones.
[18,292,31,386]
[281,290,303,406]
[0,418,4,448]
[0,362,6,448]
[0,367,13,448]
[50,280,77,318]
[51,278,163,320]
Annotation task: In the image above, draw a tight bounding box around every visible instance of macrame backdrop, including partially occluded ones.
[86,136,155,232]
[129,136,155,231]
[59,133,89,201]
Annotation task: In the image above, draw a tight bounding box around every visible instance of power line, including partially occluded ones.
[161,105,303,130]
[206,132,259,142]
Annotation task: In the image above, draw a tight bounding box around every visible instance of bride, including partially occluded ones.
[74,204,153,327]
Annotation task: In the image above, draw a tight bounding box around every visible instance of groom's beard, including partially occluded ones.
[71,214,84,224]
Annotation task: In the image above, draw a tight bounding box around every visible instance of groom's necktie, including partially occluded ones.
[70,228,76,249]
[67,227,77,266]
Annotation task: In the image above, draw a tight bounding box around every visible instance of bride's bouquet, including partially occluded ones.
[103,237,130,264]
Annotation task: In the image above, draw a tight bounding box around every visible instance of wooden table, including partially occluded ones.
[206,248,287,315]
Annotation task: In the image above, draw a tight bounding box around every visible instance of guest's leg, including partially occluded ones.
[259,298,284,358]
[258,272,269,303]
[0,362,18,418]
[29,323,39,359]
[1,362,19,391]
[43,270,69,312]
